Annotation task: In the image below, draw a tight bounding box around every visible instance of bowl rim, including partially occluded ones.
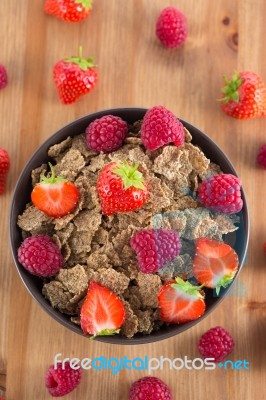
[9,107,250,345]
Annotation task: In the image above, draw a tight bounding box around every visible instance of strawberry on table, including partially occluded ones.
[193,238,239,295]
[0,147,10,195]
[53,46,98,104]
[45,0,93,23]
[220,71,266,119]
[97,161,149,216]
[31,163,79,218]
[158,277,206,324]
[80,281,126,337]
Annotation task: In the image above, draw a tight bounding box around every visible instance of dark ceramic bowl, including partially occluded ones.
[9,108,249,345]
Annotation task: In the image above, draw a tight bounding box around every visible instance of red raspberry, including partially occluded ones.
[86,115,128,153]
[18,235,64,277]
[45,362,82,397]
[0,64,8,90]
[198,173,243,214]
[257,144,266,168]
[156,7,188,49]
[141,106,185,150]
[0,147,10,195]
[129,377,172,400]
[198,326,235,363]
[130,229,181,273]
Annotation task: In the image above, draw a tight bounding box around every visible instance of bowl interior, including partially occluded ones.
[9,108,249,345]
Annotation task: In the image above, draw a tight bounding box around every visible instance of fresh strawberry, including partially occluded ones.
[0,147,10,195]
[193,238,239,295]
[53,46,98,104]
[220,71,266,119]
[80,281,126,337]
[158,277,206,324]
[31,163,79,218]
[97,161,149,216]
[45,0,93,23]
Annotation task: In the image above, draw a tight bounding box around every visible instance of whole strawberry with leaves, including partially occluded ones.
[45,0,93,23]
[53,46,98,104]
[97,161,149,216]
[220,71,266,119]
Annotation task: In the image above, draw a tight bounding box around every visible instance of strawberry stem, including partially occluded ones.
[65,46,95,71]
[39,163,67,184]
[75,0,93,11]
[113,161,146,190]
[89,328,121,340]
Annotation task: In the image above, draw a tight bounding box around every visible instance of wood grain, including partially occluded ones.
[0,0,266,398]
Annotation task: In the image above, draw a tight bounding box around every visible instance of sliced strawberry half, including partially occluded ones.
[158,277,206,324]
[80,282,126,337]
[193,238,239,295]
[31,163,79,218]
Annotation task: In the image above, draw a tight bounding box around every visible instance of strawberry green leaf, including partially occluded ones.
[171,277,205,298]
[219,71,244,103]
[113,161,146,190]
[74,0,93,11]
[215,273,235,296]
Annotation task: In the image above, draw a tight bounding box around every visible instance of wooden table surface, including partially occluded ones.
[1,0,266,398]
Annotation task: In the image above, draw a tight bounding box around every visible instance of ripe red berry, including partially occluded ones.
[257,144,266,168]
[0,147,10,195]
[220,71,266,119]
[198,326,235,363]
[130,229,181,273]
[0,64,8,90]
[198,173,243,214]
[86,115,128,153]
[45,362,82,397]
[141,105,185,150]
[53,47,98,104]
[45,0,93,23]
[18,235,64,277]
[129,377,172,400]
[156,7,188,49]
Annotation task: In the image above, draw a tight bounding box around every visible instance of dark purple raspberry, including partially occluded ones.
[198,326,235,363]
[86,115,128,153]
[129,377,172,400]
[198,173,243,214]
[0,64,8,90]
[45,362,82,397]
[130,229,182,273]
[257,144,266,168]
[156,7,188,49]
[18,235,64,277]
[141,105,185,150]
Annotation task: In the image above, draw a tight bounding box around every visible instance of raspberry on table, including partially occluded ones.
[129,376,172,400]
[257,144,266,169]
[45,362,82,397]
[130,229,182,273]
[86,115,128,153]
[141,105,185,150]
[198,326,235,362]
[0,64,8,90]
[18,235,64,277]
[156,7,188,49]
[198,173,243,214]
